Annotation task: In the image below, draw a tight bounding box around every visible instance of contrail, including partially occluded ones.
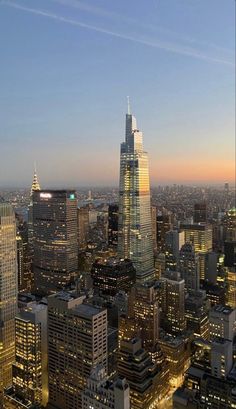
[1,0,234,67]
[51,0,235,57]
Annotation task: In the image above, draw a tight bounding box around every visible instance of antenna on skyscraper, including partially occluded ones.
[127,96,131,115]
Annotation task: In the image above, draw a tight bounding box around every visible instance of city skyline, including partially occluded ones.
[0,0,235,187]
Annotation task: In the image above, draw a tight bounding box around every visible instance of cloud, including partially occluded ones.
[1,0,234,67]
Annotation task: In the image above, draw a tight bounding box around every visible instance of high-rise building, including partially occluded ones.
[118,103,154,282]
[179,243,200,292]
[91,258,135,298]
[181,223,213,281]
[209,305,236,342]
[48,292,107,409]
[158,335,192,389]
[16,224,32,293]
[157,212,173,252]
[33,190,78,295]
[211,338,233,379]
[151,206,157,253]
[181,223,212,253]
[165,230,185,259]
[185,290,209,340]
[193,203,207,224]
[82,365,130,409]
[223,207,236,242]
[108,204,119,246]
[223,209,236,308]
[0,204,17,403]
[11,302,48,406]
[28,166,41,255]
[77,207,89,249]
[127,282,159,350]
[160,271,186,335]
[117,338,169,409]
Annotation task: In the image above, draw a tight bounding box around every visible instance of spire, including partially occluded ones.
[30,163,41,196]
[127,96,131,115]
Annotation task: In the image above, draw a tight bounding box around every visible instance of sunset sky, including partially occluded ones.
[0,0,235,187]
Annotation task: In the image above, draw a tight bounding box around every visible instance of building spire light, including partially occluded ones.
[127,96,131,115]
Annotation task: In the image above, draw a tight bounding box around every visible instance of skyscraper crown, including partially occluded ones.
[31,165,40,196]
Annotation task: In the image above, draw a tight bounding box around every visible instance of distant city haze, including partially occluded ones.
[0,0,234,187]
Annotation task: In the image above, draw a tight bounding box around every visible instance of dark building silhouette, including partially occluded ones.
[33,190,78,295]
[108,204,119,246]
[194,203,207,224]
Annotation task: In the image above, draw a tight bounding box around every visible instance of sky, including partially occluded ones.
[0,0,235,187]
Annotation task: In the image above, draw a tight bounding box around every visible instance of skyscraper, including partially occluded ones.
[0,204,17,404]
[48,292,107,409]
[28,165,41,275]
[77,207,89,249]
[33,190,78,295]
[30,165,41,196]
[193,203,207,224]
[108,204,119,246]
[118,101,154,282]
[179,243,200,292]
[11,302,48,407]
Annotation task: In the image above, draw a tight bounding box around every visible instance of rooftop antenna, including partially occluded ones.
[127,96,131,115]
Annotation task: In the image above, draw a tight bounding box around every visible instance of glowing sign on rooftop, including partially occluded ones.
[40,193,52,199]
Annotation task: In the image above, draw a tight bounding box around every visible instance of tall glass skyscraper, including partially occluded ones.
[0,204,17,404]
[118,103,154,282]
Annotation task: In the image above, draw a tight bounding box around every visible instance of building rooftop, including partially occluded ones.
[211,304,234,315]
[74,303,105,317]
[52,291,78,302]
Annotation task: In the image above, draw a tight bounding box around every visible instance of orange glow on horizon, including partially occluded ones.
[150,158,235,184]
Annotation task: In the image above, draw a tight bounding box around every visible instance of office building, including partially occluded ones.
[179,243,200,292]
[82,365,130,409]
[128,282,159,350]
[16,224,32,293]
[173,388,198,409]
[28,166,41,256]
[33,190,78,295]
[91,258,135,298]
[160,271,186,335]
[223,207,236,242]
[159,335,192,389]
[151,206,157,253]
[175,368,236,409]
[154,252,165,279]
[118,103,154,282]
[48,292,107,409]
[209,305,236,341]
[157,213,173,252]
[108,204,119,246]
[185,291,210,340]
[12,302,48,406]
[117,338,169,409]
[211,338,233,378]
[0,204,17,404]
[193,203,207,224]
[224,241,236,268]
[77,207,89,249]
[204,251,218,284]
[165,230,185,259]
[181,223,213,281]
[108,327,118,376]
[181,223,212,253]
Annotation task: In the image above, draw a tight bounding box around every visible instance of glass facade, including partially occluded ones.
[118,112,154,281]
[0,204,17,403]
